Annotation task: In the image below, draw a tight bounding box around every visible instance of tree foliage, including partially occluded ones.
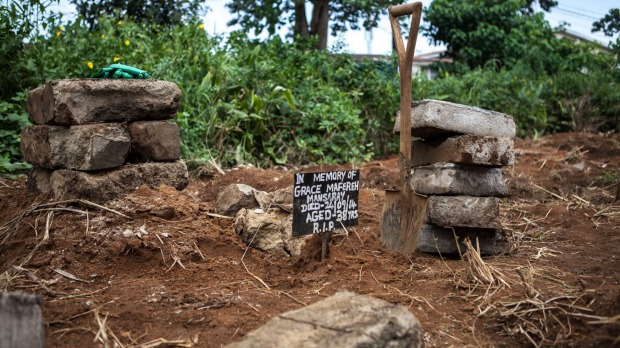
[523,0,557,13]
[592,8,620,63]
[69,0,205,29]
[226,0,403,50]
[1,5,618,176]
[421,0,559,71]
[592,8,620,36]
[0,0,58,99]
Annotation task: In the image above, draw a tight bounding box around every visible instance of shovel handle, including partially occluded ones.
[389,3,421,18]
[388,2,422,187]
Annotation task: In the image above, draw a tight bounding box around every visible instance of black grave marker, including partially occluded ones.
[293,170,360,236]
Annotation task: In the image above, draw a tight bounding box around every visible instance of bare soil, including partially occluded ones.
[1,132,619,347]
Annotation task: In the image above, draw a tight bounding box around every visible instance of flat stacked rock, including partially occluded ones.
[385,99,516,255]
[21,79,188,203]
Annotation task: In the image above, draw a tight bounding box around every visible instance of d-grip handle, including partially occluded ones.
[389,2,422,18]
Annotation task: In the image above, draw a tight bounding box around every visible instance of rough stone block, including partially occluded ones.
[394,99,516,139]
[234,208,312,257]
[427,195,501,229]
[269,186,294,213]
[216,184,260,216]
[410,163,508,197]
[226,291,422,348]
[0,292,44,348]
[20,124,129,171]
[416,224,510,255]
[412,135,515,167]
[27,167,53,195]
[49,161,189,203]
[26,85,45,124]
[127,121,181,162]
[29,79,181,125]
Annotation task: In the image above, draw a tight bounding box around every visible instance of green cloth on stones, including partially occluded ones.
[90,64,150,79]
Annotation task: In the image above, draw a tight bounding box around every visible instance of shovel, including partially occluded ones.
[380,2,423,253]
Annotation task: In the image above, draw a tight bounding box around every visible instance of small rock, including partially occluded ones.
[573,161,586,171]
[269,187,294,213]
[234,208,312,257]
[138,224,148,236]
[122,229,134,238]
[216,184,259,216]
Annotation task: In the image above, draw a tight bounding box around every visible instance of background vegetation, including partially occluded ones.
[1,0,618,176]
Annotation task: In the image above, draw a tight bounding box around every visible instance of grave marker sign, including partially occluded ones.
[293,170,360,236]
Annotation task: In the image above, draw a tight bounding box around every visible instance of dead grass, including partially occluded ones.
[92,310,194,347]
[443,190,619,347]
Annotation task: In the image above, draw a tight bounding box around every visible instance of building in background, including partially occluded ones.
[352,51,452,80]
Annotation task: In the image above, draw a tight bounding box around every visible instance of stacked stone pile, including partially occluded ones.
[21,79,189,204]
[386,99,516,255]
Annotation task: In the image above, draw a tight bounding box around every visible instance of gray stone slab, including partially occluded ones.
[412,135,514,167]
[0,292,44,348]
[50,161,189,203]
[128,121,180,162]
[29,79,181,125]
[416,224,510,255]
[410,163,508,197]
[27,167,53,195]
[226,291,422,348]
[394,99,516,139]
[427,196,501,229]
[20,124,129,171]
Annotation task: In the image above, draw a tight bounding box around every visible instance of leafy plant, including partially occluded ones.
[0,93,31,176]
[1,8,618,177]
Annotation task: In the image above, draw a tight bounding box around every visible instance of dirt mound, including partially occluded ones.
[1,132,618,347]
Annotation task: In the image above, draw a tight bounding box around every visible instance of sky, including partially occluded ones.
[49,0,620,55]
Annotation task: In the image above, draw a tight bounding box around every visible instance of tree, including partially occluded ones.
[592,8,620,64]
[421,0,559,71]
[592,8,620,36]
[226,0,404,50]
[70,0,206,30]
[1,0,56,99]
[523,0,557,14]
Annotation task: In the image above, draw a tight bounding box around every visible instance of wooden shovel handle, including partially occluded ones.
[388,2,422,185]
[389,2,421,18]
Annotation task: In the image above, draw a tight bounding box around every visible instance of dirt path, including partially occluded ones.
[1,132,619,347]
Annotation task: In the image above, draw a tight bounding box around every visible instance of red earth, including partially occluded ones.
[1,132,619,347]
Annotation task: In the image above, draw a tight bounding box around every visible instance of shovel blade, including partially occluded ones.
[380,188,420,254]
[380,190,403,250]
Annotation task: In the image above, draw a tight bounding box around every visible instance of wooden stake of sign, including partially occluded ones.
[321,231,331,260]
